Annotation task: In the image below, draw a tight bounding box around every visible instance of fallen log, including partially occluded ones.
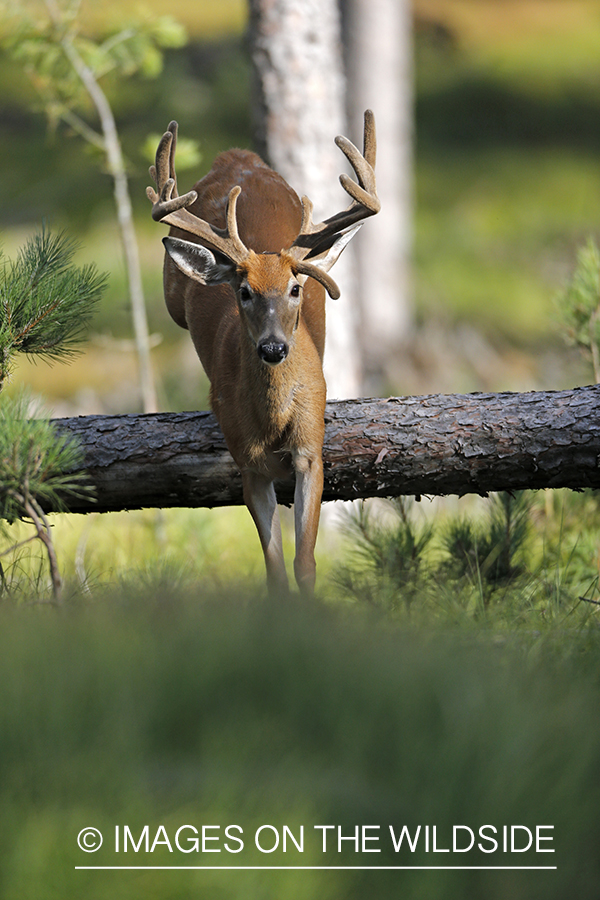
[52,384,600,514]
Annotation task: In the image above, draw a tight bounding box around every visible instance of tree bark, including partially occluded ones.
[51,385,600,515]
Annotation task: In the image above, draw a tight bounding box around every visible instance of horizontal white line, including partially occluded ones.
[75,865,558,871]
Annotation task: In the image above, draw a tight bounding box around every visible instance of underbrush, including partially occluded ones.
[328,489,600,634]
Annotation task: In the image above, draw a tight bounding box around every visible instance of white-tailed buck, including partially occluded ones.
[147,111,379,598]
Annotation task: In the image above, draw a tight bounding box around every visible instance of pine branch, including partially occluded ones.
[0,393,93,527]
[0,227,106,382]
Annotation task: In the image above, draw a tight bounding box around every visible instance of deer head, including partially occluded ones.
[148,113,380,367]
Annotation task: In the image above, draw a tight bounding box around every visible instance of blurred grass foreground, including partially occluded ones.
[1,588,600,900]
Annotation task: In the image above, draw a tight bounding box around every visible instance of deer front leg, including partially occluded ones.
[242,469,289,599]
[292,451,324,598]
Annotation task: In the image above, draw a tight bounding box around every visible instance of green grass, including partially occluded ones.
[414,0,600,91]
[328,491,600,632]
[3,489,599,628]
[0,579,599,899]
[412,3,600,379]
[0,500,341,601]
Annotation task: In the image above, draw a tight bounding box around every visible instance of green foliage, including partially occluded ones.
[0,392,89,528]
[0,225,104,598]
[0,0,187,129]
[557,237,600,382]
[0,227,106,385]
[0,1,198,413]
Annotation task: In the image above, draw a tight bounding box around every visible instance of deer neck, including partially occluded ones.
[239,329,299,435]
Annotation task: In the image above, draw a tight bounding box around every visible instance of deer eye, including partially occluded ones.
[290,283,301,298]
[239,285,252,304]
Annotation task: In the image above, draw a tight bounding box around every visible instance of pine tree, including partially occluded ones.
[0,227,106,600]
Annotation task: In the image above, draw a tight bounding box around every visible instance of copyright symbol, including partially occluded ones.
[77,827,103,852]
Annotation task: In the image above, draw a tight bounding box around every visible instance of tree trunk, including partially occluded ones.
[343,0,414,394]
[248,0,362,398]
[50,385,600,515]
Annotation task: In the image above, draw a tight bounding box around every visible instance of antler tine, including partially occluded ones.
[223,185,247,259]
[298,195,314,235]
[147,120,177,195]
[294,259,341,300]
[147,122,198,221]
[290,109,380,261]
[362,107,377,170]
[334,108,378,210]
[166,119,179,195]
[147,121,249,264]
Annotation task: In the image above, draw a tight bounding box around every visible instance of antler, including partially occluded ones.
[146,121,249,265]
[290,109,380,264]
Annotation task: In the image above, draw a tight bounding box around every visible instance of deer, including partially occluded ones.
[147,110,379,599]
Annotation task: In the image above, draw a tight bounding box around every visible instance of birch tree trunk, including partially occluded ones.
[344,0,414,394]
[248,0,362,398]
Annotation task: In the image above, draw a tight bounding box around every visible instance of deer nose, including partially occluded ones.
[257,339,289,364]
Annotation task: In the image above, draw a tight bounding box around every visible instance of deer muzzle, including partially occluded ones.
[257,338,289,365]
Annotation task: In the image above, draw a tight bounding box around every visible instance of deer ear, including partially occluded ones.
[307,223,363,273]
[294,224,363,299]
[163,236,237,286]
